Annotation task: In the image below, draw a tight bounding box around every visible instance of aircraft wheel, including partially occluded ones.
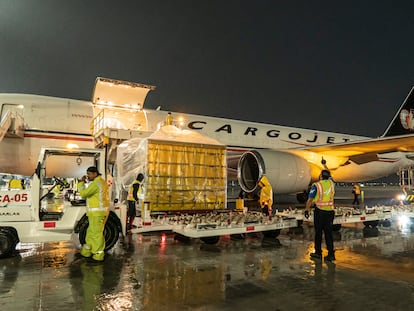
[200,236,220,244]
[332,224,342,231]
[78,212,121,251]
[296,192,308,204]
[262,229,281,238]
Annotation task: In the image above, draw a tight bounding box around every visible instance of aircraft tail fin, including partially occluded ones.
[382,86,414,137]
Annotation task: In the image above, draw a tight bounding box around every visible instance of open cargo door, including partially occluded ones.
[92,77,155,109]
[91,77,157,139]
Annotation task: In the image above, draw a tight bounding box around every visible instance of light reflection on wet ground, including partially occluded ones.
[1,189,414,310]
[1,222,414,311]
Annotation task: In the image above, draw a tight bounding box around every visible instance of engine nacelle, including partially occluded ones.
[237,150,311,194]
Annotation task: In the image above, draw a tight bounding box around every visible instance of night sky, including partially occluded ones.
[1,1,414,137]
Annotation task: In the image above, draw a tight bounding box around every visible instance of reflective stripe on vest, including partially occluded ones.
[87,176,109,213]
[407,194,414,202]
[314,179,335,210]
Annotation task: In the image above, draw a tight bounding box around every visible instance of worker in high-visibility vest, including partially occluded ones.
[78,166,109,262]
[402,186,414,204]
[165,112,173,126]
[305,169,336,262]
[9,179,24,190]
[352,182,361,205]
[126,173,144,231]
[257,175,273,216]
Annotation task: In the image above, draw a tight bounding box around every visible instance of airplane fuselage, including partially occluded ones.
[0,93,411,189]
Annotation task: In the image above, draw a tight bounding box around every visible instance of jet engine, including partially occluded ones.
[237,150,312,194]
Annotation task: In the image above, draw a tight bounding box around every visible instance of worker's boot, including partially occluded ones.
[310,252,322,260]
[324,252,336,262]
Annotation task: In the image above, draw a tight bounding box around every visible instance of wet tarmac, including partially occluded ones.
[1,186,414,311]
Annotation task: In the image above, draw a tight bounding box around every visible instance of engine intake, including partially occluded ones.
[237,150,311,194]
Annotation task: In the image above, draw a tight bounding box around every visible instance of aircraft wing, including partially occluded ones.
[287,134,414,166]
[303,134,414,156]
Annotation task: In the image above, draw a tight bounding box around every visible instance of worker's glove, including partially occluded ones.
[304,210,310,219]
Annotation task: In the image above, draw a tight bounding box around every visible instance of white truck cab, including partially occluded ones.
[0,147,122,258]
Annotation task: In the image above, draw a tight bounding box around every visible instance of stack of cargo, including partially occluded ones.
[117,124,227,211]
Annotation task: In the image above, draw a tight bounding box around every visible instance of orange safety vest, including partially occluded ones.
[313,179,335,211]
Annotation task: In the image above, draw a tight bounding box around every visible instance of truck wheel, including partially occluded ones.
[78,213,121,251]
[263,229,281,238]
[174,234,192,243]
[104,215,120,250]
[230,233,246,240]
[332,224,342,231]
[200,236,220,244]
[380,220,391,227]
[0,231,13,258]
[363,220,379,228]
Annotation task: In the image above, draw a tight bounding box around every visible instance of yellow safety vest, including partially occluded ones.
[78,175,109,215]
[127,180,142,201]
[165,113,173,125]
[9,179,23,189]
[259,176,273,208]
[313,179,335,211]
[406,191,414,202]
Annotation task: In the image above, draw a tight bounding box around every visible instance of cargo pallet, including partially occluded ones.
[128,210,298,243]
[279,206,394,230]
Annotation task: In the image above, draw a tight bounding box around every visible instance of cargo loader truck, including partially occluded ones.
[0,147,122,258]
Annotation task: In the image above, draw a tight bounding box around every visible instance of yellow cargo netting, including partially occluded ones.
[145,141,226,211]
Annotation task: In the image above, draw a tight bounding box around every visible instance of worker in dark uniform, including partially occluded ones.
[127,173,144,231]
[304,169,336,262]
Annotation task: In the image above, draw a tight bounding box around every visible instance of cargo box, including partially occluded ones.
[117,125,227,211]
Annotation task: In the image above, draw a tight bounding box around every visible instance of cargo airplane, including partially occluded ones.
[1,77,414,202]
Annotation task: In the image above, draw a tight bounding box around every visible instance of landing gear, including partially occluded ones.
[296,191,308,204]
